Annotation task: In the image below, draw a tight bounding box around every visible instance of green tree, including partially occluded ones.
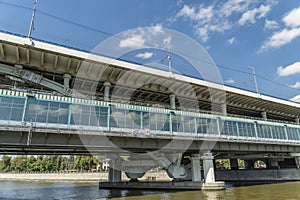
[10,156,27,172]
[0,155,11,172]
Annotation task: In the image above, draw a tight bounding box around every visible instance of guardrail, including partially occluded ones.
[0,88,299,144]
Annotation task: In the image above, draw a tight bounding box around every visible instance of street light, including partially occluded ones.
[28,0,38,38]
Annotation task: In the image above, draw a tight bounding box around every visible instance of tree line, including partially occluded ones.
[0,155,104,173]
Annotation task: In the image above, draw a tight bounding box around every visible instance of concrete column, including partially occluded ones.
[244,160,253,170]
[220,104,227,115]
[230,159,238,170]
[261,111,267,120]
[191,155,202,182]
[108,161,121,182]
[295,118,300,124]
[295,157,300,169]
[169,94,176,110]
[268,158,279,169]
[201,152,215,183]
[104,82,111,101]
[63,74,71,88]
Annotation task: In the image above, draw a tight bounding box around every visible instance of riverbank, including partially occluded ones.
[0,171,171,182]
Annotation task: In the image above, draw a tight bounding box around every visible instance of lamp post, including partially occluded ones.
[28,0,38,38]
[248,66,259,94]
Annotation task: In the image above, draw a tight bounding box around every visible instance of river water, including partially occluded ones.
[0,181,300,200]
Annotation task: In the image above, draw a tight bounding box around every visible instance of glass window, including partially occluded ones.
[0,96,25,121]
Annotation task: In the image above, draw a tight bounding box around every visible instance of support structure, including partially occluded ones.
[169,94,176,110]
[296,118,300,124]
[108,160,121,183]
[295,157,300,169]
[191,155,202,182]
[104,82,111,101]
[0,63,72,96]
[267,158,280,169]
[63,74,71,89]
[244,160,254,170]
[261,111,267,120]
[221,104,227,115]
[201,152,215,183]
[230,159,238,170]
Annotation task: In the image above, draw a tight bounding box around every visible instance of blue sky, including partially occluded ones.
[1,0,300,101]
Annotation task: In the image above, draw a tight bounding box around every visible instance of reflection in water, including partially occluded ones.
[0,181,300,200]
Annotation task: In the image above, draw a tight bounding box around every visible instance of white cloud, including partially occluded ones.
[119,34,146,48]
[259,28,300,52]
[152,24,164,35]
[227,37,236,44]
[175,2,274,42]
[289,81,300,89]
[225,78,235,83]
[238,4,271,26]
[176,5,196,19]
[259,5,300,52]
[222,0,252,17]
[265,19,279,30]
[283,6,300,28]
[277,62,300,77]
[135,52,153,59]
[290,95,300,103]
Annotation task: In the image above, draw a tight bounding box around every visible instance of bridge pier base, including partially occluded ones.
[191,155,201,182]
[201,152,215,183]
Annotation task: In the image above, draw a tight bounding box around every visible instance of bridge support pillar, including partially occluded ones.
[169,94,176,110]
[295,118,300,124]
[104,82,111,101]
[108,167,121,183]
[221,104,227,115]
[108,159,121,182]
[261,111,267,120]
[63,74,71,88]
[230,159,239,170]
[191,155,201,182]
[244,160,253,170]
[201,152,215,183]
[268,158,280,169]
[295,157,300,169]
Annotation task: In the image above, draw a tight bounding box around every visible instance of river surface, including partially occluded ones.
[0,181,300,200]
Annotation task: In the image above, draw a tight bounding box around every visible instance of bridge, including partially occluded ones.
[0,31,300,189]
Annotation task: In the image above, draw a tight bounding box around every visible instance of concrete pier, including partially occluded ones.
[99,181,225,190]
[215,168,300,182]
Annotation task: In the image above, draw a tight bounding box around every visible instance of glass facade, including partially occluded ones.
[0,93,300,142]
[25,97,69,124]
[0,96,24,121]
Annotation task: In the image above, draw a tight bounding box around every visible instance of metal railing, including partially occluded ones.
[0,88,299,144]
